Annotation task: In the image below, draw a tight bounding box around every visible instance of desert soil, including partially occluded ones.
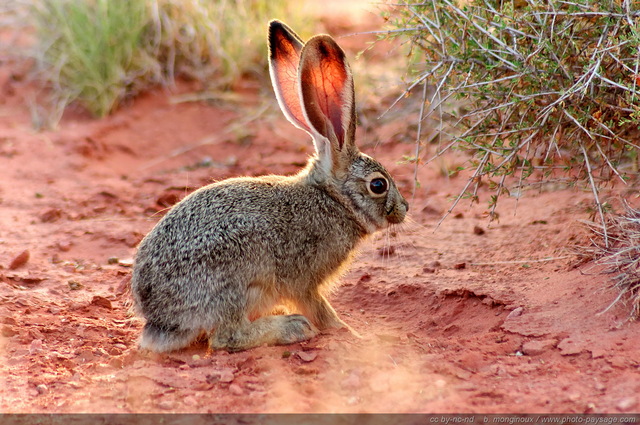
[0,7,639,415]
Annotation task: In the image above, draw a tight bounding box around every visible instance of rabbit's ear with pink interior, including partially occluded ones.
[268,20,310,134]
[299,34,357,177]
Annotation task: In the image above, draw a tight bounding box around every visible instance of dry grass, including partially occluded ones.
[582,204,640,320]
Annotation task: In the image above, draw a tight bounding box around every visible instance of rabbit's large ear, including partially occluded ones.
[268,20,311,133]
[299,34,357,175]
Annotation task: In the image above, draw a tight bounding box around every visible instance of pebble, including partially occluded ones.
[9,250,30,270]
[297,351,318,363]
[35,384,48,395]
[506,307,524,319]
[1,325,17,337]
[57,241,72,252]
[183,396,198,406]
[40,208,62,223]
[473,225,485,235]
[229,383,244,396]
[90,296,112,310]
[156,400,174,410]
[617,396,637,412]
[29,339,44,355]
[219,369,235,383]
[118,258,134,267]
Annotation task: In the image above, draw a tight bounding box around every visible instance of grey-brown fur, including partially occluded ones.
[131,20,408,352]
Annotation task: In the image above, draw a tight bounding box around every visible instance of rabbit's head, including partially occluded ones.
[269,20,408,232]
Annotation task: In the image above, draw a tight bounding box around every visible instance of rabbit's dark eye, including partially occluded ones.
[369,178,388,195]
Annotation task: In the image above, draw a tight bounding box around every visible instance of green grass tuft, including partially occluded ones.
[18,0,310,122]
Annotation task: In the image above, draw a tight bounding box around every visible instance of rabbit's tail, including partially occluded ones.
[139,321,201,353]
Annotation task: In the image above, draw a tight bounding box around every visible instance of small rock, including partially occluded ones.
[506,307,524,319]
[567,393,581,402]
[40,208,62,223]
[617,396,637,412]
[156,192,180,208]
[473,225,485,235]
[90,296,112,310]
[30,339,44,355]
[68,381,83,390]
[109,358,124,369]
[68,280,83,290]
[183,395,198,406]
[282,350,292,359]
[157,400,174,410]
[118,258,134,267]
[1,325,17,337]
[76,349,95,363]
[35,384,48,395]
[453,262,466,270]
[297,351,318,363]
[219,369,235,383]
[9,250,30,270]
[358,273,372,283]
[107,257,119,265]
[57,241,72,252]
[229,383,244,396]
[422,267,436,274]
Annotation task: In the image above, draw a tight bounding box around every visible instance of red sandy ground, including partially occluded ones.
[0,12,639,415]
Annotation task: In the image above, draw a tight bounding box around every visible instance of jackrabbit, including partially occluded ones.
[132,20,408,352]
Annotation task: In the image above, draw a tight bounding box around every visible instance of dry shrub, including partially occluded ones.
[384,0,640,222]
[583,204,640,320]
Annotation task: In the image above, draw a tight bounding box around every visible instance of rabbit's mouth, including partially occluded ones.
[386,200,408,224]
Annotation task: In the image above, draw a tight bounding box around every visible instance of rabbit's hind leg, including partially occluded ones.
[209,314,318,352]
[139,321,203,353]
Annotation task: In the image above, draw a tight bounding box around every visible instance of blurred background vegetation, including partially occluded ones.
[0,0,312,123]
